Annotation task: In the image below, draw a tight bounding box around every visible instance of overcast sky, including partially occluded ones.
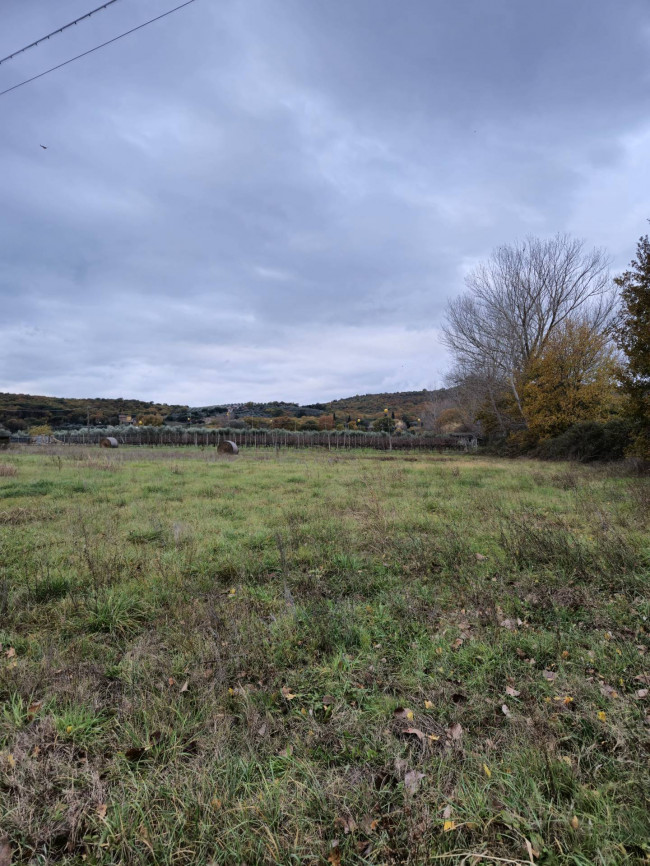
[1,0,649,405]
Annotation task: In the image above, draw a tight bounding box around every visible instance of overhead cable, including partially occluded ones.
[0,0,198,98]
[0,1,123,67]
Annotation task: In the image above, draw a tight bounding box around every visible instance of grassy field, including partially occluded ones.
[0,447,649,865]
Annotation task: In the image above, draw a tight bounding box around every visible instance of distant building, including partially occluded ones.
[119,414,135,425]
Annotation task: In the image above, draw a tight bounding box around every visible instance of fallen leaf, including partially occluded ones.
[634,673,650,685]
[403,727,425,742]
[475,553,487,561]
[483,763,492,778]
[505,686,520,697]
[635,689,648,699]
[27,700,42,720]
[599,684,617,698]
[6,754,15,769]
[258,724,267,736]
[5,648,15,658]
[501,704,511,717]
[442,804,453,820]
[443,820,457,832]
[281,686,296,700]
[96,803,107,819]
[428,733,440,742]
[278,745,293,758]
[515,647,526,657]
[334,815,357,834]
[542,670,557,682]
[328,841,341,866]
[570,815,579,830]
[179,680,189,693]
[361,816,380,833]
[597,711,606,721]
[393,707,414,721]
[404,770,425,795]
[561,650,570,659]
[0,839,12,866]
[448,722,463,741]
[168,677,175,686]
[424,700,434,710]
[452,638,464,649]
[525,837,540,860]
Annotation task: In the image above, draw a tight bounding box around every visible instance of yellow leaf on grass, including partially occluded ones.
[570,816,579,829]
[6,754,15,769]
[428,734,440,741]
[597,711,606,721]
[483,763,492,778]
[443,820,457,832]
[424,700,434,710]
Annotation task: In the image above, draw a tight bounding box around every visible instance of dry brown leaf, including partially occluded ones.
[404,770,425,795]
[403,727,425,742]
[570,815,579,830]
[258,723,267,736]
[168,677,175,686]
[475,553,487,561]
[448,722,463,741]
[334,815,357,834]
[96,803,107,819]
[424,700,434,710]
[501,704,511,717]
[328,841,341,866]
[442,804,453,820]
[505,686,521,697]
[361,815,380,833]
[0,838,12,866]
[525,838,540,860]
[179,680,189,693]
[27,700,42,720]
[635,689,648,699]
[5,647,15,659]
[281,686,296,700]
[393,707,414,721]
[542,670,557,682]
[634,673,650,685]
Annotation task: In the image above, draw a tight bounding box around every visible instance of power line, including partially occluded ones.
[0,1,123,67]
[0,0,198,98]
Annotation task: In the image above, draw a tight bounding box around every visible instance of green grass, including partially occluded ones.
[0,447,649,865]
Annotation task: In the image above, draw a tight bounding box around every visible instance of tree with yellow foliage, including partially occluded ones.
[522,319,618,441]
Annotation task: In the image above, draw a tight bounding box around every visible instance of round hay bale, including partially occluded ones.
[100,437,119,449]
[217,439,238,454]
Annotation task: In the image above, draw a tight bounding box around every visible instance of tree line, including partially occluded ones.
[442,227,649,460]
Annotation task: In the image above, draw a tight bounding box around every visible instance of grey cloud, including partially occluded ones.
[1,0,649,403]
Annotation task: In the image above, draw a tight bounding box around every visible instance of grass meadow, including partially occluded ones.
[0,447,649,865]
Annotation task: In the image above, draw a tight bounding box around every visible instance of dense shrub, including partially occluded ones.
[534,419,634,462]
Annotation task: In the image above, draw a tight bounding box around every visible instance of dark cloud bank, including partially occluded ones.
[1,0,649,404]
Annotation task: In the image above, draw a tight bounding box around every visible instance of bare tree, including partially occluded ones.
[443,234,616,429]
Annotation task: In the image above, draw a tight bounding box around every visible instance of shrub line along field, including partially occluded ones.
[0,447,648,865]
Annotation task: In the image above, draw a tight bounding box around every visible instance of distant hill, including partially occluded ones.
[0,388,453,431]
[326,389,450,418]
[0,393,186,431]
